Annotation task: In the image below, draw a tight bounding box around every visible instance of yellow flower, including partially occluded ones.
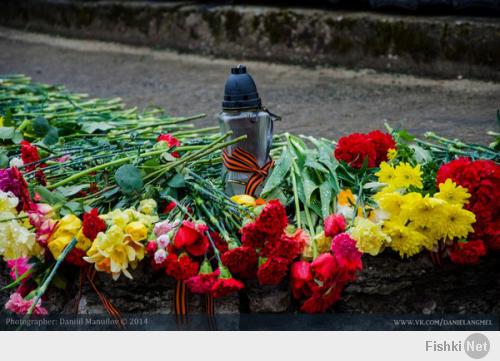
[435,179,470,207]
[374,190,408,222]
[0,116,3,127]
[375,162,397,185]
[231,194,256,207]
[402,194,445,228]
[437,204,476,240]
[314,231,332,254]
[338,189,356,207]
[47,214,81,259]
[138,199,157,215]
[383,220,429,258]
[387,148,398,161]
[105,209,130,229]
[84,225,145,280]
[349,217,390,256]
[76,229,92,251]
[393,162,423,189]
[125,221,148,242]
[407,222,440,250]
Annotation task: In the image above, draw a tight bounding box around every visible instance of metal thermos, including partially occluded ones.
[218,65,279,196]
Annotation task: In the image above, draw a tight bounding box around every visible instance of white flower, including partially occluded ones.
[154,249,167,264]
[157,234,170,248]
[9,157,24,168]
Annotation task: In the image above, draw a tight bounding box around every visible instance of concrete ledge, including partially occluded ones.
[1,0,499,80]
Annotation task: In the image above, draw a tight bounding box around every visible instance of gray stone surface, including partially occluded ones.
[0,0,499,80]
[0,27,499,145]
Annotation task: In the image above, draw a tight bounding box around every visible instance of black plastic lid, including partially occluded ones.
[222,65,262,110]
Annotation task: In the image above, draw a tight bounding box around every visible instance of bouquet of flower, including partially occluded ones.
[0,75,498,320]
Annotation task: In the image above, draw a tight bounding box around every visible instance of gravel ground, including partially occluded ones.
[0,27,499,144]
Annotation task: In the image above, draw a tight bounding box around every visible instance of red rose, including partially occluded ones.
[82,208,107,241]
[221,246,258,278]
[331,233,362,272]
[290,260,314,299]
[367,130,396,164]
[324,214,346,238]
[173,221,209,257]
[157,133,181,158]
[449,240,487,265]
[300,284,344,313]
[211,277,244,298]
[165,253,199,280]
[255,200,288,237]
[185,269,220,294]
[257,257,289,286]
[311,253,338,283]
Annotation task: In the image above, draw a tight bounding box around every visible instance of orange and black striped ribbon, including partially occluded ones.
[205,294,217,330]
[222,147,274,197]
[174,280,188,325]
[86,267,126,329]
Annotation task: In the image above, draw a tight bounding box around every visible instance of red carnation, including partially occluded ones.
[368,130,397,164]
[331,233,363,272]
[210,231,229,254]
[186,269,220,294]
[257,257,289,286]
[146,241,158,256]
[211,276,244,298]
[165,253,199,280]
[82,208,106,241]
[157,133,181,158]
[65,247,87,267]
[221,246,258,278]
[334,133,377,169]
[20,141,41,171]
[262,231,305,262]
[255,200,288,238]
[311,253,338,283]
[290,260,314,299]
[240,222,268,249]
[162,201,177,214]
[173,221,209,257]
[449,240,487,265]
[324,214,346,238]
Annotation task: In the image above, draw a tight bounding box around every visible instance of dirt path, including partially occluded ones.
[1,27,499,144]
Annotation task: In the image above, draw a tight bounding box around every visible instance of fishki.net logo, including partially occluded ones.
[425,333,490,359]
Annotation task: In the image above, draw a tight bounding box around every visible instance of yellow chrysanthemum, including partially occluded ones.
[402,194,446,228]
[393,162,423,189]
[387,148,398,161]
[435,179,471,207]
[349,217,390,256]
[373,190,408,222]
[47,214,82,259]
[407,222,440,250]
[375,162,397,185]
[383,220,429,258]
[231,194,257,207]
[437,204,476,240]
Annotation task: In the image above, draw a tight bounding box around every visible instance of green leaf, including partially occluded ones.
[409,144,432,163]
[81,122,116,134]
[32,116,50,137]
[161,152,178,162]
[0,149,8,168]
[398,129,415,142]
[0,127,15,140]
[115,164,143,194]
[168,173,186,188]
[301,169,318,204]
[262,186,288,205]
[60,201,84,216]
[262,148,292,195]
[43,127,59,145]
[57,184,88,197]
[305,155,328,173]
[34,186,67,205]
[319,181,333,219]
